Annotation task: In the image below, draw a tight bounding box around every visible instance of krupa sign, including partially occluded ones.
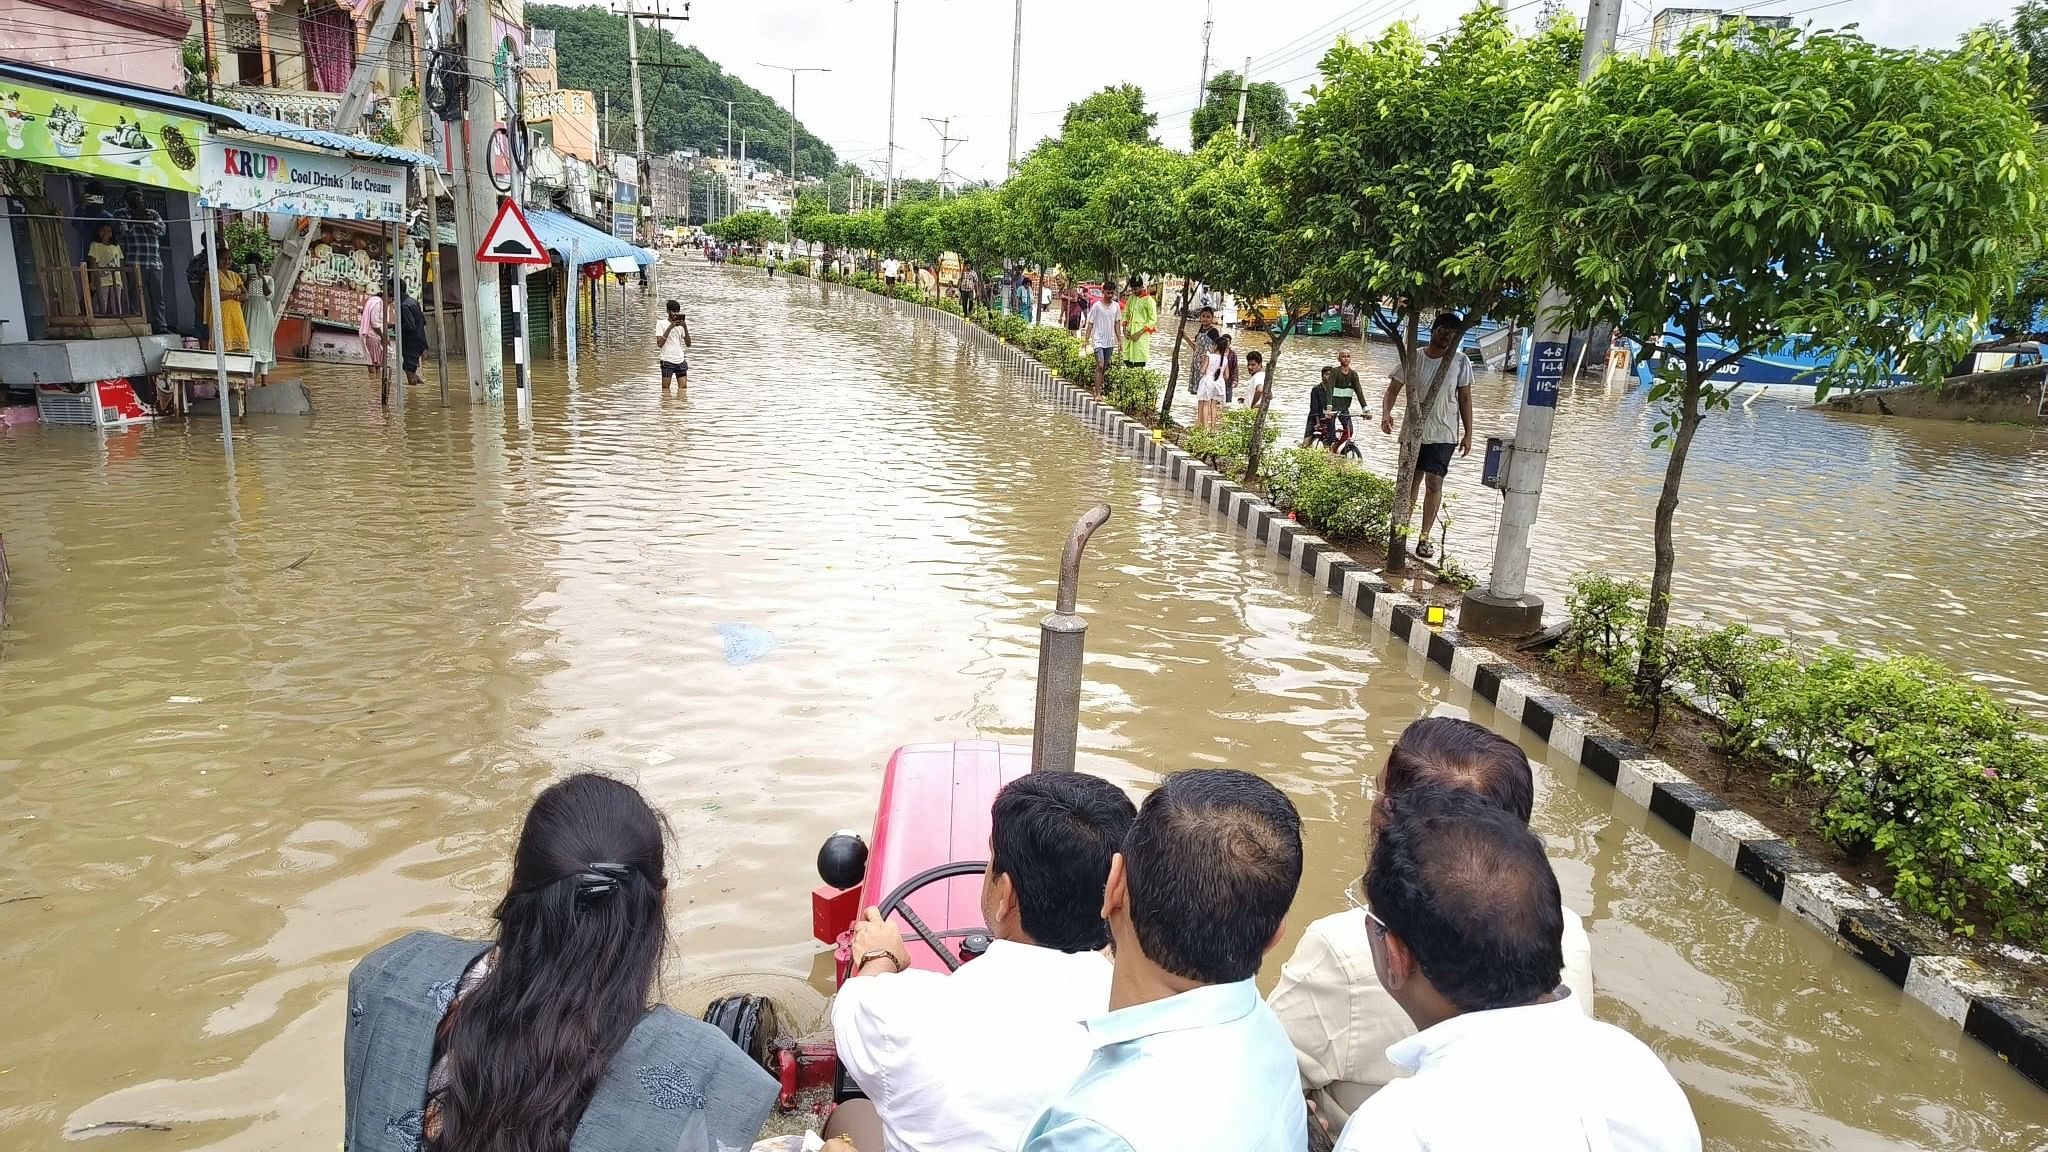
[200,139,406,222]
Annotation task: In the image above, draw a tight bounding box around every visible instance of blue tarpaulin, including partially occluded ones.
[529,210,657,267]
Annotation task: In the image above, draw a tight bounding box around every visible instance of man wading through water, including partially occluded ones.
[1382,314,1475,561]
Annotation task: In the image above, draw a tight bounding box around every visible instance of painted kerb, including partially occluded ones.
[797,272,2048,1091]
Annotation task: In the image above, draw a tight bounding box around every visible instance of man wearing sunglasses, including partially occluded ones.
[1268,718,1594,1131]
[1333,788,1698,1151]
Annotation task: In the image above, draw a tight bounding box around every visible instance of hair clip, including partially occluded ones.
[573,862,632,900]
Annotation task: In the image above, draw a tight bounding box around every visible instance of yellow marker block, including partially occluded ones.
[1152,429,1165,443]
[1425,605,1447,627]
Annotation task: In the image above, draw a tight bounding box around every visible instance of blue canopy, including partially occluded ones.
[0,60,435,167]
[529,209,656,267]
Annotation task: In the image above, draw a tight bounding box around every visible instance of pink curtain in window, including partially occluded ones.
[302,8,356,93]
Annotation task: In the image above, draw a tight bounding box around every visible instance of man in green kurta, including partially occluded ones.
[1121,277,1158,367]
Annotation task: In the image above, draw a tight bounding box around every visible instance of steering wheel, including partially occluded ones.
[873,860,990,973]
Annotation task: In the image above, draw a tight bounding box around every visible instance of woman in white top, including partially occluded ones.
[1196,333,1233,431]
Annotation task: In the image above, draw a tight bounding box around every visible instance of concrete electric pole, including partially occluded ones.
[1007,0,1023,178]
[462,0,504,400]
[884,0,899,208]
[624,0,649,246]
[1462,0,1624,636]
[1234,55,1250,136]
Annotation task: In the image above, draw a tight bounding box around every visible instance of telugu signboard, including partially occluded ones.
[0,79,205,192]
[199,139,405,222]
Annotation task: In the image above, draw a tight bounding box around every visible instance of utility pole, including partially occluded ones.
[464,0,505,400]
[884,0,899,207]
[624,0,649,246]
[1234,55,1250,136]
[1007,0,1022,177]
[725,100,735,219]
[759,62,829,248]
[924,116,963,196]
[416,9,450,404]
[1196,0,1215,106]
[1463,0,1623,636]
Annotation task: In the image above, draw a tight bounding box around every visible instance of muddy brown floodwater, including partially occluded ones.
[2,262,2044,1152]
[1232,325,2048,718]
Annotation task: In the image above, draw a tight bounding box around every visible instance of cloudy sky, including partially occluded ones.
[581,0,2018,183]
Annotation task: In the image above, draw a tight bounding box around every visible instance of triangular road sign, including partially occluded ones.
[477,198,549,266]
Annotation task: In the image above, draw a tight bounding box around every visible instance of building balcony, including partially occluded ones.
[213,84,346,131]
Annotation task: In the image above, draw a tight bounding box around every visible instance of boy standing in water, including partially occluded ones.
[656,299,692,390]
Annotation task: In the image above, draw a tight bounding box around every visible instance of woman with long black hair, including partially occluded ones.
[344,774,777,1152]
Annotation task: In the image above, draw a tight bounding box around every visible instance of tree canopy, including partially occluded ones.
[1188,71,1294,149]
[527,5,837,178]
[1498,21,2045,686]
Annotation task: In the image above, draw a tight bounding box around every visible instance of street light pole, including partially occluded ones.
[759,62,830,249]
[1463,0,1625,637]
[885,0,899,207]
[1007,0,1023,177]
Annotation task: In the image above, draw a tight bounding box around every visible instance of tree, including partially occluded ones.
[527,5,837,178]
[1062,85,1157,143]
[1998,0,2048,119]
[1175,137,1318,483]
[1284,8,1580,570]
[708,210,781,248]
[1497,24,2045,695]
[1003,88,1186,285]
[1188,71,1293,149]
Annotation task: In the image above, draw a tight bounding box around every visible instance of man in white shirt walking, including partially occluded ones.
[882,255,903,289]
[826,772,1137,1152]
[1269,717,1595,1130]
[1381,312,1476,560]
[1085,287,1123,400]
[1333,788,1700,1152]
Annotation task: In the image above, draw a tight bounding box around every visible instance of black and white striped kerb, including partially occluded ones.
[808,274,2048,1092]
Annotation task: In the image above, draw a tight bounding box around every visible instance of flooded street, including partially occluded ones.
[2,262,2045,1152]
[1247,327,2048,716]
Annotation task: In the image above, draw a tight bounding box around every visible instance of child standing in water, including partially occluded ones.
[656,298,692,390]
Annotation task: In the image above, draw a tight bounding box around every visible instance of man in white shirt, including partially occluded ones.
[1085,287,1123,400]
[1269,717,1595,1129]
[1333,787,1700,1152]
[825,772,1137,1152]
[1380,311,1476,561]
[882,256,903,288]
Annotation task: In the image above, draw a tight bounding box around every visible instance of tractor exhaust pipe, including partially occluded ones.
[1032,503,1111,773]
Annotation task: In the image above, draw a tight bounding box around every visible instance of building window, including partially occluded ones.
[225,16,266,86]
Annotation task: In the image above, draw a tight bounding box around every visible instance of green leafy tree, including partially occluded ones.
[527,5,837,177]
[1173,137,1321,480]
[1002,87,1187,284]
[1188,71,1294,149]
[1498,23,2045,696]
[708,209,781,248]
[1995,0,2048,118]
[1283,7,1580,570]
[1061,84,1157,144]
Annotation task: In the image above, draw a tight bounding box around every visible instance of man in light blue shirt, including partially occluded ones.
[1019,769,1308,1152]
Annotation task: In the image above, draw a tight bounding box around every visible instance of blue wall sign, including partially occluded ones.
[1528,340,1567,408]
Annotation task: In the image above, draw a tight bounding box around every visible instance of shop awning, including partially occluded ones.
[528,209,656,267]
[0,60,434,167]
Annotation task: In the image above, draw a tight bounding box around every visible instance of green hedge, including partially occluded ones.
[1560,575,2048,943]
[1262,447,1396,546]
[1184,406,1281,480]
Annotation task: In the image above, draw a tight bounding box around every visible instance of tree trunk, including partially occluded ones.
[1244,319,1288,484]
[1636,365,1705,700]
[1158,279,1192,426]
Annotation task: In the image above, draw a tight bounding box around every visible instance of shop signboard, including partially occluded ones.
[0,79,205,192]
[612,153,637,242]
[199,138,406,222]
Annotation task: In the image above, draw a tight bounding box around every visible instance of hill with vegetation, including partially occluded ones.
[526,4,837,178]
